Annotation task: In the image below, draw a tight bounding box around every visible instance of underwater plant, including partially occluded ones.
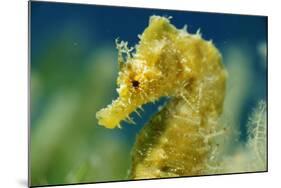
[96,15,227,178]
[246,100,267,171]
[220,100,267,173]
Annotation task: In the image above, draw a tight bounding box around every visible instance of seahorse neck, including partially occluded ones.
[130,89,217,178]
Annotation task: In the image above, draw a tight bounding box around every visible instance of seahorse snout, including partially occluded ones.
[96,97,141,129]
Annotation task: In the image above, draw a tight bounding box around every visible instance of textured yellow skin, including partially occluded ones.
[96,16,227,178]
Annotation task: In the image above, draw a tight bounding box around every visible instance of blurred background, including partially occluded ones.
[30,1,267,186]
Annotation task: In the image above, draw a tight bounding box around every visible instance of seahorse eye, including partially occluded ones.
[132,80,140,88]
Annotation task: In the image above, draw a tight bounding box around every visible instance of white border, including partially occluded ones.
[1,0,280,188]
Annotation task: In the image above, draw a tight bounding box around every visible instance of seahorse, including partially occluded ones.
[96,16,227,179]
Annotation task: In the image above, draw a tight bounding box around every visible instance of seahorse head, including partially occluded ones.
[96,16,189,128]
[96,16,224,128]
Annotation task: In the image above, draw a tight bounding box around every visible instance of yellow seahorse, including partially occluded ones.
[96,15,227,178]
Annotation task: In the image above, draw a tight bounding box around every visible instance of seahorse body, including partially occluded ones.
[96,16,227,178]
